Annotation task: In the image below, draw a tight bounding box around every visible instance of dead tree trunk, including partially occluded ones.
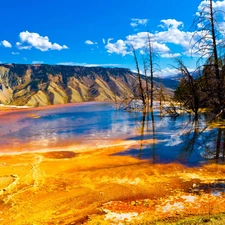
[209,0,224,109]
[142,55,150,110]
[131,44,146,109]
[147,34,154,108]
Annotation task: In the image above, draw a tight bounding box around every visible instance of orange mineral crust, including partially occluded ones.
[0,104,225,224]
[0,143,225,225]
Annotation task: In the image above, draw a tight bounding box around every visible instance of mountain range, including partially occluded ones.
[0,64,179,107]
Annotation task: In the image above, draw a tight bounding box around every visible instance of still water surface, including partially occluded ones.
[0,102,223,166]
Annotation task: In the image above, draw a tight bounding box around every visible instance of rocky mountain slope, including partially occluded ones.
[0,64,177,107]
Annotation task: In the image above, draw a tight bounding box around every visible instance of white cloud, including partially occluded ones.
[85,40,95,45]
[196,1,225,33]
[16,31,68,51]
[159,19,183,29]
[106,2,225,60]
[161,53,181,58]
[105,38,130,56]
[196,1,225,30]
[127,32,170,53]
[155,66,195,77]
[152,41,170,53]
[126,32,149,49]
[16,42,31,50]
[197,0,225,13]
[154,19,193,49]
[57,62,120,67]
[32,61,44,64]
[105,19,196,57]
[102,38,106,44]
[131,18,148,27]
[12,52,20,55]
[131,69,144,74]
[191,1,225,57]
[155,67,178,77]
[1,40,12,48]
[106,31,169,56]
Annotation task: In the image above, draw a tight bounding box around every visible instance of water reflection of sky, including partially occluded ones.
[0,103,137,150]
[0,102,222,166]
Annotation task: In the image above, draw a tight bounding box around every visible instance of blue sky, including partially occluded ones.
[0,0,224,76]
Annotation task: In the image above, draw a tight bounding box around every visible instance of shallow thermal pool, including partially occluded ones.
[0,102,222,166]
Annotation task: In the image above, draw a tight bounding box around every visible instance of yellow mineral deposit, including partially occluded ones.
[0,105,225,224]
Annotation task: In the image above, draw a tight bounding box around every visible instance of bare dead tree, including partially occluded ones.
[191,0,225,111]
[131,44,146,109]
[147,33,154,109]
[174,59,201,119]
[142,55,150,110]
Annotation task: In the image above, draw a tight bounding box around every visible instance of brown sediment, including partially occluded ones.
[0,140,225,225]
[42,151,77,159]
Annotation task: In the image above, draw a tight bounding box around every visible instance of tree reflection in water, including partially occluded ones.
[134,109,225,166]
[176,119,204,163]
[138,112,146,159]
[138,110,156,163]
[5,102,225,165]
[173,114,225,164]
[201,127,225,164]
